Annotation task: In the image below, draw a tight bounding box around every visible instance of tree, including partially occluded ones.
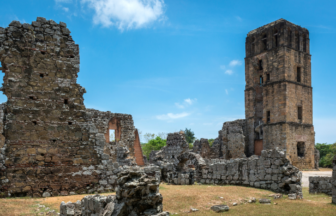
[184,128,195,144]
[316,142,336,167]
[143,133,155,143]
[142,136,167,159]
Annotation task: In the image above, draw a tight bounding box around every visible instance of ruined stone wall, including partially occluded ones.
[0,18,143,197]
[60,168,169,216]
[192,138,220,159]
[161,132,189,164]
[245,19,315,169]
[309,176,332,196]
[198,149,302,196]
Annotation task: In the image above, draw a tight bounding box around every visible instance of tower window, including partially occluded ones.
[259,60,263,70]
[267,73,270,81]
[297,142,305,157]
[274,30,279,47]
[298,106,302,120]
[68,122,72,125]
[295,32,299,50]
[267,111,270,123]
[262,34,267,51]
[259,76,263,85]
[40,74,44,78]
[297,67,301,82]
[64,99,68,104]
[288,29,292,47]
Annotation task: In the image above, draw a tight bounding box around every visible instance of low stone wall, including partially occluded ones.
[199,149,302,195]
[309,176,332,195]
[60,168,169,216]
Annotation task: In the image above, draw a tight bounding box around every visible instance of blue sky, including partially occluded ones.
[0,0,335,143]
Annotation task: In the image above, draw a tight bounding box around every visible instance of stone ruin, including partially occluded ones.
[333,155,336,204]
[0,17,145,197]
[60,168,169,216]
[149,131,303,197]
[192,119,247,160]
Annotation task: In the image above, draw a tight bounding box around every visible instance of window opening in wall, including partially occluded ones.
[109,129,116,142]
[297,142,305,157]
[267,73,270,81]
[262,34,267,50]
[274,30,279,47]
[172,155,175,159]
[40,73,44,78]
[68,122,72,125]
[32,121,37,125]
[29,96,36,100]
[298,106,302,120]
[251,37,255,54]
[259,76,263,85]
[288,29,292,47]
[295,32,299,50]
[259,60,263,70]
[41,51,46,55]
[297,67,301,82]
[303,35,306,52]
[64,99,68,104]
[267,111,270,123]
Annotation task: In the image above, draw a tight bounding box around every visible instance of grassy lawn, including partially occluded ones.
[0,186,335,216]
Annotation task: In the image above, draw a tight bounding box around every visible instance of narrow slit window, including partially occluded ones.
[267,111,270,123]
[109,129,116,142]
[297,142,305,157]
[288,29,292,47]
[259,60,263,70]
[32,121,37,125]
[303,35,306,52]
[259,76,263,85]
[274,30,278,47]
[295,32,299,50]
[297,67,301,82]
[64,99,68,104]
[267,73,270,81]
[262,34,267,50]
[298,106,302,120]
[29,96,36,100]
[40,73,44,78]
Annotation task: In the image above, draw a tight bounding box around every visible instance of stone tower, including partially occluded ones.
[244,19,315,169]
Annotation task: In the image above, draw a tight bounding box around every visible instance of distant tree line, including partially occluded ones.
[316,142,336,167]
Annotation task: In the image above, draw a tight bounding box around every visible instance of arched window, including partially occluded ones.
[262,34,267,51]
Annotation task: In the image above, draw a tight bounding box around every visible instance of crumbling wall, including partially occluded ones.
[219,119,247,159]
[192,138,220,159]
[309,176,332,196]
[193,149,301,196]
[0,17,143,197]
[60,168,169,216]
[160,132,188,164]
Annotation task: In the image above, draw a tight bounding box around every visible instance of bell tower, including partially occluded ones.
[244,19,315,169]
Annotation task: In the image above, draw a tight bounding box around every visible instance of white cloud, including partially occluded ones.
[156,112,190,120]
[229,60,242,67]
[184,98,195,105]
[175,103,184,109]
[225,89,229,95]
[63,7,69,12]
[225,70,233,75]
[81,0,165,30]
[220,65,226,70]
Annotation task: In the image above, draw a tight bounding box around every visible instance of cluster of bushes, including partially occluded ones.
[316,142,336,167]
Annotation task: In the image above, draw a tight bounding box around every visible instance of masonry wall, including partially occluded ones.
[309,176,332,196]
[0,18,143,197]
[332,156,336,204]
[244,19,315,169]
